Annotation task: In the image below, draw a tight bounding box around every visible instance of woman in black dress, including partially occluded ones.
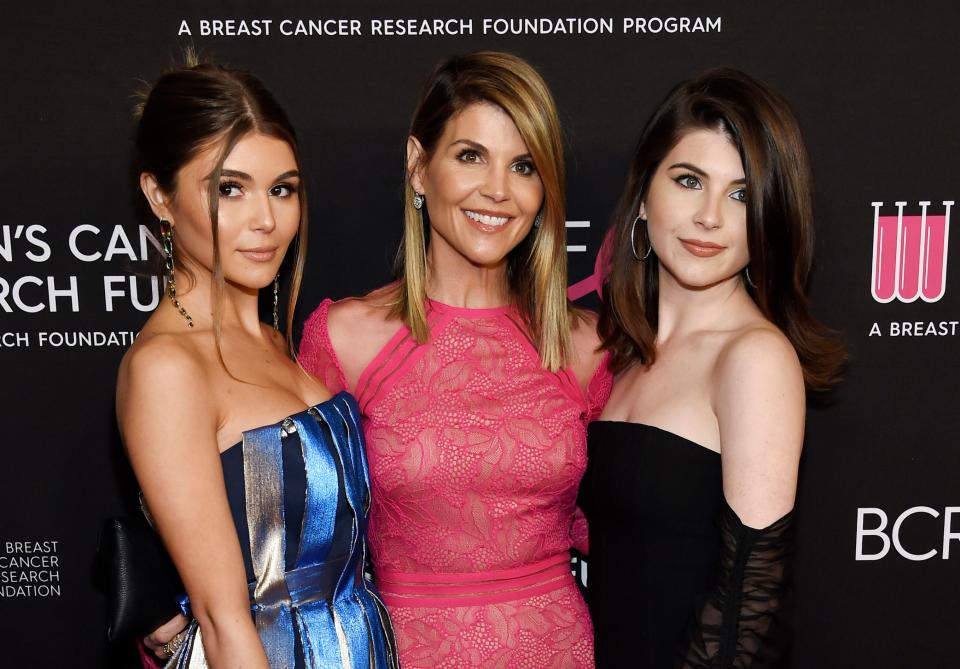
[581,69,845,668]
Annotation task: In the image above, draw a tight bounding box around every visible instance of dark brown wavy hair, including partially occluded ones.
[598,68,845,391]
[135,56,307,358]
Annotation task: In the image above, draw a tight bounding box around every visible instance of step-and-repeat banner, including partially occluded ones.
[2,2,956,666]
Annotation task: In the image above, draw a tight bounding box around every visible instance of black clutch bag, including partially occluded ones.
[97,512,186,643]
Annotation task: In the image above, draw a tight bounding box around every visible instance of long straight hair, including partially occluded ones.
[599,68,846,391]
[135,58,307,358]
[393,51,572,370]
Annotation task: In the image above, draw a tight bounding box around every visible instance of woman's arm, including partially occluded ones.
[715,328,804,528]
[681,327,804,668]
[568,310,613,555]
[118,337,269,669]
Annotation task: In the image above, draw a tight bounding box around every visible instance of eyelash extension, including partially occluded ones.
[218,180,243,196]
[513,160,537,176]
[272,182,299,196]
[673,174,701,190]
[456,148,482,162]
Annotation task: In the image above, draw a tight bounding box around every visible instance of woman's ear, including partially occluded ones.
[139,173,171,222]
[406,136,426,195]
[638,201,647,221]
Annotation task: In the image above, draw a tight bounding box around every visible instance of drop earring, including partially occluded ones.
[533,209,544,228]
[159,219,194,327]
[413,192,424,210]
[272,274,280,331]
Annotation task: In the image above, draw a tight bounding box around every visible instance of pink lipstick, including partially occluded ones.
[679,238,725,258]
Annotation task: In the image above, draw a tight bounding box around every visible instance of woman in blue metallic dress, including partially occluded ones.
[116,58,397,668]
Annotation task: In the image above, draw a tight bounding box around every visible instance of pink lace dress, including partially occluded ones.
[300,298,612,668]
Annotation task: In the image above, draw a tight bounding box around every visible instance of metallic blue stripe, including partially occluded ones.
[313,398,364,549]
[339,393,373,513]
[290,411,339,568]
[313,397,371,667]
[356,588,391,668]
[284,557,347,607]
[294,601,344,669]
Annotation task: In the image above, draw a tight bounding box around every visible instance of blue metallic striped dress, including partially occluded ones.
[168,391,397,668]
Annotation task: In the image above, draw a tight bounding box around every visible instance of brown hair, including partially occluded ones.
[598,68,845,391]
[394,51,572,370]
[135,57,307,357]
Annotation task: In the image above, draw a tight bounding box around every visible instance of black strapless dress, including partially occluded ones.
[580,421,792,669]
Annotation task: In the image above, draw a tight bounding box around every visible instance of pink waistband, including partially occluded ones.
[376,553,575,608]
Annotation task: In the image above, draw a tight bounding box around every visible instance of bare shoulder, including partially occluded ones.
[325,286,405,387]
[715,324,802,393]
[119,332,205,389]
[713,324,804,527]
[117,332,210,421]
[327,287,403,344]
[569,308,606,389]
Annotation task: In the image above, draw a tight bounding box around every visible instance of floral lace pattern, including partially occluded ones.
[300,299,612,668]
[388,587,595,668]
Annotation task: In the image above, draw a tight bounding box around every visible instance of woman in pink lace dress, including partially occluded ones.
[300,52,611,668]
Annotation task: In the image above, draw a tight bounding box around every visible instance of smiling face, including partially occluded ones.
[641,127,750,290]
[409,102,544,271]
[149,132,301,292]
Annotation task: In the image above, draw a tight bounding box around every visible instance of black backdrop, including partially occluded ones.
[2,2,958,667]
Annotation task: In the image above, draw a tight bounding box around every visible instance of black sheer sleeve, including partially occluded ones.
[680,500,793,668]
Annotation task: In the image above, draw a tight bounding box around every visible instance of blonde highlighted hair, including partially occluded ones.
[394,51,572,370]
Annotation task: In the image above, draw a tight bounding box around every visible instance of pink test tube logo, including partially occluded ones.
[871,200,953,303]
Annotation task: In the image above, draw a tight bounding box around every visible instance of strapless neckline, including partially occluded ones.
[589,419,720,457]
[221,390,353,457]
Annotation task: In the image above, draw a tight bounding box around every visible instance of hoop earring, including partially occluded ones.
[272,274,280,331]
[412,192,424,210]
[533,209,544,228]
[744,266,757,288]
[159,219,194,327]
[630,215,652,261]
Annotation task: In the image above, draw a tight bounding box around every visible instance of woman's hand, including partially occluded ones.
[143,614,189,659]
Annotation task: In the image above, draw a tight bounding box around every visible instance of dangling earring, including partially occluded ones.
[744,266,757,288]
[533,209,544,228]
[412,192,424,210]
[272,274,280,331]
[159,219,194,327]
[630,215,653,261]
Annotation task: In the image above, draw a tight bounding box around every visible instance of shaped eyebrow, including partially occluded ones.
[668,162,746,185]
[219,168,252,180]
[216,168,300,181]
[450,139,486,153]
[450,139,532,163]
